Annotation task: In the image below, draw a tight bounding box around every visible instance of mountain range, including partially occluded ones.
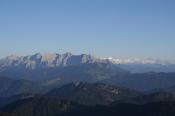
[1,53,175,72]
[1,53,175,93]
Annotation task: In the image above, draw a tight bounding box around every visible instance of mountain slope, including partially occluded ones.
[113,92,175,105]
[46,83,141,105]
[0,94,35,108]
[0,76,48,97]
[0,96,80,116]
[42,63,127,86]
[1,99,175,116]
[104,72,175,91]
[60,101,175,116]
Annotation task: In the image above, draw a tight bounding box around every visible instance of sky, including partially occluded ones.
[0,0,175,60]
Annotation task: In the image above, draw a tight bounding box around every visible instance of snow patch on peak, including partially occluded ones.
[100,57,157,64]
[40,53,57,62]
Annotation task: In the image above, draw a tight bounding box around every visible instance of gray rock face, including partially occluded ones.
[0,53,104,70]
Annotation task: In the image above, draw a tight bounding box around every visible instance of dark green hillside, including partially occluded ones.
[0,76,48,97]
[47,82,141,105]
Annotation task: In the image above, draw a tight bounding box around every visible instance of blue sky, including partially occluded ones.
[0,0,175,60]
